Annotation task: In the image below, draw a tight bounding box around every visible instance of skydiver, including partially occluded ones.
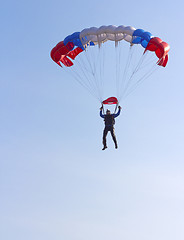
[100,105,122,150]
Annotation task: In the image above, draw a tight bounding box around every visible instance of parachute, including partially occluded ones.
[51,25,170,106]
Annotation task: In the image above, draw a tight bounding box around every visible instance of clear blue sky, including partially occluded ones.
[1,0,184,239]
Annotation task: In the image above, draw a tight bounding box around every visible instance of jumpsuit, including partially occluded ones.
[100,108,121,148]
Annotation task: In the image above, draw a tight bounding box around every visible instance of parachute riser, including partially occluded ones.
[114,102,119,114]
[102,103,105,115]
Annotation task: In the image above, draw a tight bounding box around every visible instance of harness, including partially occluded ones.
[104,115,115,126]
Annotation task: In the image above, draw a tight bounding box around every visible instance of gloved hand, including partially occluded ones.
[100,104,104,110]
[118,106,122,110]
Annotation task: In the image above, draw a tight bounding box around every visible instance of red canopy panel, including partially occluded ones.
[144,37,170,67]
[50,41,83,67]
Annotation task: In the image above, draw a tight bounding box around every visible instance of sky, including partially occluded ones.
[1,0,184,239]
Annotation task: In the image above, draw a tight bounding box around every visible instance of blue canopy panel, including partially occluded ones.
[132,29,153,48]
[64,32,84,50]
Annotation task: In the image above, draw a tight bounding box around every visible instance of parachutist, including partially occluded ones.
[100,106,121,150]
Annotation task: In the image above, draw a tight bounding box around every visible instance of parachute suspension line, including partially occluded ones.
[95,45,104,102]
[120,49,149,100]
[123,51,145,94]
[136,52,159,71]
[124,65,159,99]
[115,42,121,101]
[81,48,99,95]
[83,46,103,102]
[72,51,104,102]
[84,47,96,74]
[74,55,100,98]
[62,65,101,102]
[97,46,104,102]
[115,44,118,98]
[99,44,105,100]
[118,45,134,102]
[132,51,149,74]
[69,67,101,102]
[124,67,158,100]
[62,65,90,92]
[96,43,106,102]
[135,58,156,71]
[123,46,135,96]
[75,51,102,102]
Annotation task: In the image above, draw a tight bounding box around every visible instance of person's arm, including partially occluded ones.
[100,110,105,118]
[113,106,121,118]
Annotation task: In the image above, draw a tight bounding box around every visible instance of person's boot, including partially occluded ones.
[102,146,107,150]
[115,143,118,149]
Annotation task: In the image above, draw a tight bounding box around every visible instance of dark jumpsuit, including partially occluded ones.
[100,109,121,148]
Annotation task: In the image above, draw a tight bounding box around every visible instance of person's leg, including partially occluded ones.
[110,127,118,148]
[102,127,108,150]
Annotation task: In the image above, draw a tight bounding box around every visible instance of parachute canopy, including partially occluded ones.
[51,25,170,103]
[51,25,169,68]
